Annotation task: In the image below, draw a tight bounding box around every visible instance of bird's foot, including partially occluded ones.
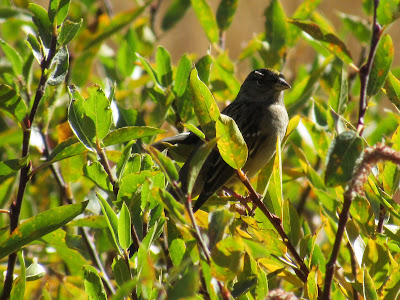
[222,187,258,216]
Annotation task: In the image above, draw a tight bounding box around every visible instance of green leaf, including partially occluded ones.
[68,85,112,150]
[103,126,165,147]
[48,0,70,25]
[306,267,319,300]
[97,193,121,253]
[208,209,235,251]
[156,188,186,223]
[211,236,244,281]
[83,162,113,193]
[384,72,400,111]
[48,45,69,86]
[0,84,27,122]
[136,52,165,93]
[10,252,26,300]
[0,39,23,76]
[190,0,219,44]
[377,0,400,26]
[363,267,378,300]
[196,54,213,86]
[288,19,353,65]
[112,257,131,287]
[325,131,363,187]
[161,0,191,31]
[339,12,371,43]
[117,171,156,206]
[216,0,238,31]
[83,265,107,300]
[156,46,173,87]
[110,280,138,300]
[147,146,178,183]
[216,114,248,170]
[367,34,394,96]
[0,201,88,259]
[118,202,132,249]
[381,264,400,299]
[48,136,87,163]
[167,266,199,298]
[26,258,46,281]
[187,138,217,195]
[328,66,348,114]
[28,3,52,49]
[283,200,300,246]
[182,123,206,141]
[173,54,192,97]
[26,34,43,64]
[59,19,83,45]
[264,0,288,68]
[189,67,220,138]
[0,157,28,178]
[346,219,365,268]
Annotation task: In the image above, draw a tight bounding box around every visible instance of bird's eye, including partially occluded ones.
[256,80,265,86]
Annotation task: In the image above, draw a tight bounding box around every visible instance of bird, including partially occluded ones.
[153,68,290,212]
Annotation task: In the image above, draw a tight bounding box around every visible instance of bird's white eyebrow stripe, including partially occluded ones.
[254,70,264,76]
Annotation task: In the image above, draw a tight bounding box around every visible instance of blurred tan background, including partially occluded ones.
[111,0,399,77]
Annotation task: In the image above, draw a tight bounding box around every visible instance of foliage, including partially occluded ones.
[1,0,400,299]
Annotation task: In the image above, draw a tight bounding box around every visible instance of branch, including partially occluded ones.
[356,0,382,135]
[40,130,116,295]
[236,170,311,284]
[2,26,59,300]
[182,188,230,300]
[323,144,400,298]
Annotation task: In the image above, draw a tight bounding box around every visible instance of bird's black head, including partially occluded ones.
[236,68,290,102]
[249,68,291,91]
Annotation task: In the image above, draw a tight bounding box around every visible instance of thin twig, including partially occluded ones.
[377,203,385,234]
[323,144,400,298]
[96,142,118,196]
[236,169,310,284]
[356,0,382,135]
[347,244,359,300]
[2,25,60,300]
[40,131,116,295]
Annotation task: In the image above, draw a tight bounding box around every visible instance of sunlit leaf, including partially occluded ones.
[325,131,363,187]
[103,126,165,147]
[288,19,353,65]
[216,114,248,170]
[216,0,238,31]
[47,45,69,86]
[48,0,70,25]
[59,19,82,45]
[161,0,191,31]
[0,201,88,259]
[377,0,400,25]
[83,265,107,300]
[190,0,219,44]
[68,85,112,150]
[156,46,173,87]
[173,54,192,97]
[118,202,132,249]
[0,39,23,76]
[190,67,220,138]
[0,84,27,122]
[384,72,400,111]
[367,34,393,96]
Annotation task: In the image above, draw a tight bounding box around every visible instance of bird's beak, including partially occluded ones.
[275,78,291,91]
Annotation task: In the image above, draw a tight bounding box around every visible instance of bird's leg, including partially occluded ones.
[222,187,256,216]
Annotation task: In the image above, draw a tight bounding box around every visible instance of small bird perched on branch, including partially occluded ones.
[154,68,290,212]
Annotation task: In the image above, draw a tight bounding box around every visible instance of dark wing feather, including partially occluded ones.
[193,101,269,211]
